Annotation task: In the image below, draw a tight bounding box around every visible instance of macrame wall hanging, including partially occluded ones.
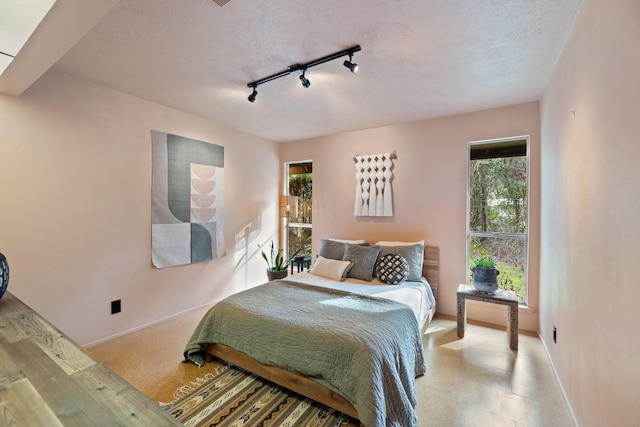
[353,152,397,217]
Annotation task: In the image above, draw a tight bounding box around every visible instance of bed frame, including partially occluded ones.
[204,246,439,424]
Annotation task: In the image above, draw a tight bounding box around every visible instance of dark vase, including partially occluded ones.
[0,252,8,301]
[267,269,288,281]
[472,266,499,293]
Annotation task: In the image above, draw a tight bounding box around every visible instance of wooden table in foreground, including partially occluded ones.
[456,284,519,350]
[0,292,182,426]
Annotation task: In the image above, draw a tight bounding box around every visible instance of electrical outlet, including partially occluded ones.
[553,325,557,343]
[111,299,121,314]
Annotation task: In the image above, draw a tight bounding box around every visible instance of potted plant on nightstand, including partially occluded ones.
[471,256,500,293]
[259,240,301,281]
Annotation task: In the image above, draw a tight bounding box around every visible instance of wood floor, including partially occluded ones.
[88,310,576,426]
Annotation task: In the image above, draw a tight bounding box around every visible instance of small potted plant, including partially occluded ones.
[259,240,301,281]
[471,256,500,293]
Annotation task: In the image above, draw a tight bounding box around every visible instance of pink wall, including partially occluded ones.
[281,102,540,330]
[540,0,640,425]
[0,70,280,345]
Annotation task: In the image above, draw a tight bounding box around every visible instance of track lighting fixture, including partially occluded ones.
[343,53,359,74]
[246,44,361,102]
[299,70,311,88]
[248,86,258,102]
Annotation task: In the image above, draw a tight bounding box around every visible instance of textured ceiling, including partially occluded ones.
[18,0,583,142]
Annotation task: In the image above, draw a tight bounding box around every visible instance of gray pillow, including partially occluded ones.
[343,244,380,281]
[318,239,346,260]
[376,244,424,281]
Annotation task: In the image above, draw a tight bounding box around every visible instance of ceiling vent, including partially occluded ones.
[211,0,231,6]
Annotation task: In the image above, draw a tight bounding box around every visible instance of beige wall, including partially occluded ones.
[0,71,280,346]
[539,0,640,425]
[281,102,541,331]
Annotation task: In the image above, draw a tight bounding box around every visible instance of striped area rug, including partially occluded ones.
[162,364,357,427]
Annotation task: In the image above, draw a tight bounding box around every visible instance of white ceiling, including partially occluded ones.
[2,0,583,142]
[0,0,56,74]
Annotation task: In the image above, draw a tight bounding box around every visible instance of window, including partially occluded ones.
[467,137,528,303]
[285,161,312,258]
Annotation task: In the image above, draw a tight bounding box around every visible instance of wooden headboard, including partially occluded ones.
[422,246,439,300]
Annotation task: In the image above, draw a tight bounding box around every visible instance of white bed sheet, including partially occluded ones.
[288,271,437,329]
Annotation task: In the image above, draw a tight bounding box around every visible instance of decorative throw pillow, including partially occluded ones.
[376,243,424,281]
[342,244,381,281]
[319,239,368,260]
[309,256,353,281]
[318,239,347,260]
[375,253,409,284]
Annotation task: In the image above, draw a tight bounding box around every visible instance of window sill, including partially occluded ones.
[518,304,536,314]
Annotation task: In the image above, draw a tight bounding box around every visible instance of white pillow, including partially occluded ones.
[309,256,353,281]
[375,240,425,246]
[329,238,367,244]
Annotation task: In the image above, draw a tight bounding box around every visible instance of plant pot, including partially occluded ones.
[267,269,288,281]
[0,252,8,301]
[472,266,499,293]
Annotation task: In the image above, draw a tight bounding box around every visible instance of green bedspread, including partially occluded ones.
[184,280,426,427]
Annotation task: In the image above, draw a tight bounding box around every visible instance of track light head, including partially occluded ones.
[299,71,311,88]
[343,59,358,73]
[248,87,258,102]
[343,54,359,74]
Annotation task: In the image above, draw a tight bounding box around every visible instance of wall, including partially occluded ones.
[0,70,280,346]
[281,102,540,331]
[539,0,640,425]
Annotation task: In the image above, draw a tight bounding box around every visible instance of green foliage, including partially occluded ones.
[468,154,528,302]
[288,226,312,257]
[288,173,312,224]
[496,262,525,301]
[469,238,526,301]
[473,257,496,268]
[470,241,495,269]
[287,166,313,257]
[259,240,301,271]
[469,157,527,234]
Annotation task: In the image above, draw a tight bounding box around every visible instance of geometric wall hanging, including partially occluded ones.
[151,131,226,268]
[353,152,396,217]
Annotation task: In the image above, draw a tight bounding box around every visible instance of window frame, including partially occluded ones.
[466,136,530,305]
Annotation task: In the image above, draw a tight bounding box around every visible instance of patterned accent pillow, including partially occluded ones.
[376,243,424,281]
[375,253,409,285]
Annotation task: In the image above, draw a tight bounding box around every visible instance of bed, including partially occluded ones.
[184,241,439,427]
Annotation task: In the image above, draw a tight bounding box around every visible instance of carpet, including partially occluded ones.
[162,364,358,426]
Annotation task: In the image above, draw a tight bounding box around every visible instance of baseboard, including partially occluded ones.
[435,313,538,337]
[537,330,580,427]
[83,299,221,348]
